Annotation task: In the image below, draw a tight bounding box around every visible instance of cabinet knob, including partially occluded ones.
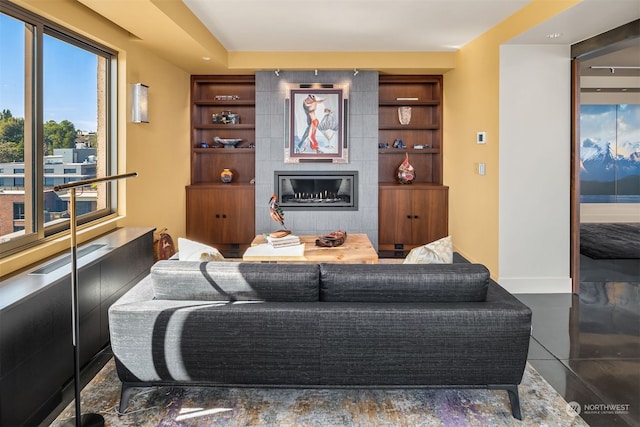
[406,215,412,219]
[414,215,419,219]
[222,214,227,219]
[215,214,220,218]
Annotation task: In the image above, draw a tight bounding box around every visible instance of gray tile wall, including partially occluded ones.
[255,70,379,248]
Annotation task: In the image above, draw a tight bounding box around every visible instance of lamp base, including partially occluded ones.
[61,413,104,427]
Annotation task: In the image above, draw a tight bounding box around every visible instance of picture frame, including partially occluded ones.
[284,83,349,163]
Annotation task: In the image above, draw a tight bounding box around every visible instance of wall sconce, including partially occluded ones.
[131,83,149,123]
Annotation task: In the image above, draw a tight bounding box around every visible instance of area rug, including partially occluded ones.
[580,223,640,259]
[50,359,588,427]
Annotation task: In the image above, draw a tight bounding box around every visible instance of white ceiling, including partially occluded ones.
[182,0,529,52]
[77,0,639,76]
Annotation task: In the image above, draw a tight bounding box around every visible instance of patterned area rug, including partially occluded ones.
[581,223,640,259]
[51,359,588,426]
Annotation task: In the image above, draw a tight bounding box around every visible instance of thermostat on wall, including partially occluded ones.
[477,131,486,144]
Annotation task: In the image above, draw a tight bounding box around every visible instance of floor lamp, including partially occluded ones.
[54,172,137,427]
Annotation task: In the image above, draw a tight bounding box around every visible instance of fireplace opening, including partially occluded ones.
[275,171,358,210]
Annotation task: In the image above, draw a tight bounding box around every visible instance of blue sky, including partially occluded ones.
[0,12,98,132]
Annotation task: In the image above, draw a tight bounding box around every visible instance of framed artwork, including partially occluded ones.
[284,83,349,163]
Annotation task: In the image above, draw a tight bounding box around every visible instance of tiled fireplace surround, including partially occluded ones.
[255,70,380,248]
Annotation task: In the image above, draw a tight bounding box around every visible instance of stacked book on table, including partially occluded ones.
[266,234,301,248]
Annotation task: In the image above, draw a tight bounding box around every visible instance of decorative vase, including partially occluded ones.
[220,168,233,183]
[397,153,415,184]
[398,106,412,125]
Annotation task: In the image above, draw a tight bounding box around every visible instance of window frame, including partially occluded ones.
[0,2,118,256]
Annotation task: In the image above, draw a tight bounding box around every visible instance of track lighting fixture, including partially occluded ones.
[314,69,318,76]
[274,69,280,77]
[353,69,359,76]
[589,65,640,74]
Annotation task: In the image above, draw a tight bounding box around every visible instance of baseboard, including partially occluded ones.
[498,276,572,294]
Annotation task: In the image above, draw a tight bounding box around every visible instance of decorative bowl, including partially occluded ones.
[214,137,242,148]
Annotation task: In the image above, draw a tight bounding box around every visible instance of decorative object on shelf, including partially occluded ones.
[220,168,233,183]
[200,141,209,148]
[398,106,412,125]
[378,143,390,149]
[269,194,287,230]
[226,112,240,124]
[212,111,240,124]
[393,138,406,149]
[214,95,240,101]
[413,144,424,150]
[214,136,242,148]
[397,153,415,184]
[315,230,347,247]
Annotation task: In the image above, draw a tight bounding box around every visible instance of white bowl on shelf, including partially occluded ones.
[214,137,242,148]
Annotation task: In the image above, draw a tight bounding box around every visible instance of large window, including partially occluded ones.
[0,4,116,254]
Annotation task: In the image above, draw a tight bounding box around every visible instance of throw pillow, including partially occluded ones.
[403,235,453,264]
[177,237,225,262]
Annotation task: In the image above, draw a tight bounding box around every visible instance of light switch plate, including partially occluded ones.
[478,163,486,175]
[477,131,486,144]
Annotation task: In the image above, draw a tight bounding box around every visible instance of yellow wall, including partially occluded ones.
[443,0,580,275]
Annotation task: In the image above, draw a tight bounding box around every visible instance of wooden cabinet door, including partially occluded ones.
[378,187,413,247]
[379,185,448,250]
[186,187,224,245]
[411,188,448,245]
[219,186,255,244]
[186,186,255,246]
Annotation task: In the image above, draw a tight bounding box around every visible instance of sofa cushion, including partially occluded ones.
[320,263,489,302]
[403,236,453,264]
[177,237,225,261]
[151,260,319,301]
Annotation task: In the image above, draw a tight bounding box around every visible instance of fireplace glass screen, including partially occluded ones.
[275,171,358,210]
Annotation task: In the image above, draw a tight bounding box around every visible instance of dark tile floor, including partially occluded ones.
[518,255,640,427]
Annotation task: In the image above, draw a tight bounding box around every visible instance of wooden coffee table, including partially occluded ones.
[243,233,378,264]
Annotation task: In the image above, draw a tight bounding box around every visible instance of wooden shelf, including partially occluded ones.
[379,100,440,106]
[194,124,255,130]
[378,148,440,154]
[378,75,447,249]
[187,182,255,189]
[379,125,439,131]
[193,148,255,153]
[189,75,256,246]
[194,100,255,106]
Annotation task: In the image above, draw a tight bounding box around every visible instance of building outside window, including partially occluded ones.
[0,3,117,253]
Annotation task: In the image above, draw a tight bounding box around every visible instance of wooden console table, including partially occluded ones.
[243,233,378,264]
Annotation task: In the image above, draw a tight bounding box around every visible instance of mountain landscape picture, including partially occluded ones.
[580,104,640,202]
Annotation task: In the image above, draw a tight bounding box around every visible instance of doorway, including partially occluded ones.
[570,20,640,293]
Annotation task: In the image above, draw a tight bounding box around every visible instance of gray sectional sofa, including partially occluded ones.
[108,257,532,419]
